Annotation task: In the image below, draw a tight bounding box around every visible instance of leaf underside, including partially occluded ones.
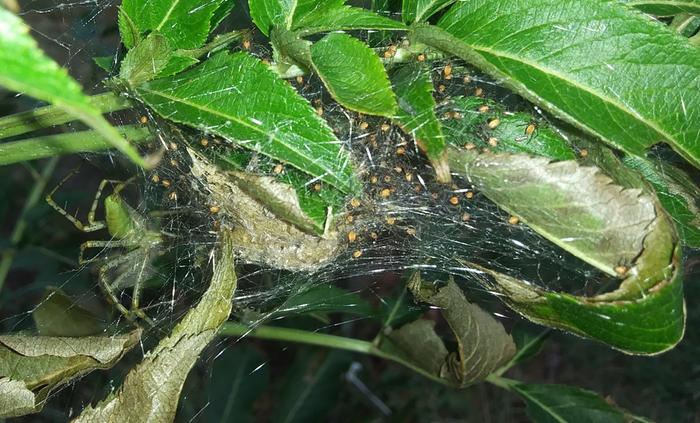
[449,149,685,354]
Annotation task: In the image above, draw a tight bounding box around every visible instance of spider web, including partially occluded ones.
[2,1,631,421]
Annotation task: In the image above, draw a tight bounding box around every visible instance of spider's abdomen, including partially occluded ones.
[104,193,137,239]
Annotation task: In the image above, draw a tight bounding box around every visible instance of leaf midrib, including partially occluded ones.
[515,387,569,423]
[154,0,182,32]
[137,86,351,192]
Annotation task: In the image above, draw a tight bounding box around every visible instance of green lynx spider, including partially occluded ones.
[46,175,161,325]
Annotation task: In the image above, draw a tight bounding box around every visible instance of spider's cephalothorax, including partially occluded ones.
[47,176,163,325]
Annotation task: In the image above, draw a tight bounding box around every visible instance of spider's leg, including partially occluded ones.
[115,248,155,326]
[97,252,141,325]
[46,176,122,232]
[79,239,131,265]
[87,179,126,227]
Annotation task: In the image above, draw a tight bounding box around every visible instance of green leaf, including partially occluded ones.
[249,0,400,35]
[291,0,345,25]
[74,232,237,422]
[623,155,700,248]
[155,54,199,78]
[0,330,141,418]
[31,287,104,337]
[210,0,236,30]
[449,149,685,354]
[294,6,407,36]
[310,33,398,117]
[500,380,628,423]
[402,0,456,23]
[391,62,450,182]
[93,56,115,73]
[440,96,577,161]
[380,274,516,387]
[273,349,352,423]
[121,0,223,49]
[206,346,268,423]
[427,0,700,169]
[620,0,700,15]
[0,8,145,167]
[138,51,359,194]
[119,32,173,85]
[248,0,289,35]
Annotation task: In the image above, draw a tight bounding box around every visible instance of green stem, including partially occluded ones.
[0,157,59,292]
[410,23,490,72]
[219,322,450,386]
[270,27,314,71]
[220,322,377,354]
[485,374,517,390]
[0,92,132,140]
[0,125,152,166]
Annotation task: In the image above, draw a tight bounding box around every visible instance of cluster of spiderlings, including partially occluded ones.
[136,48,610,318]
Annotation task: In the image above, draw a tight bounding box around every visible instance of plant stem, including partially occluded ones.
[0,125,152,166]
[0,157,59,293]
[220,322,377,354]
[485,374,517,390]
[219,322,450,386]
[0,92,132,140]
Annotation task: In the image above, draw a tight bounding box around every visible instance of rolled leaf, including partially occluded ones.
[449,149,685,354]
[380,274,516,387]
[623,156,700,248]
[188,149,343,271]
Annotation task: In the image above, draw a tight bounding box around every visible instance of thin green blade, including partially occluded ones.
[0,8,145,166]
